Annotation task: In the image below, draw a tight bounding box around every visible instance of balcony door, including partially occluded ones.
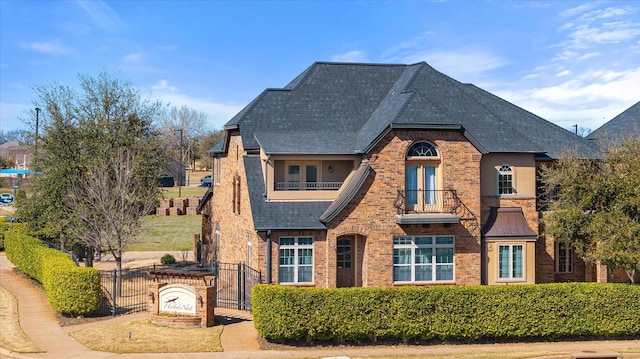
[406,163,437,212]
[287,162,319,190]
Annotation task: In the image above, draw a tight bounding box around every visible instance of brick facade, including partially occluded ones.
[206,127,632,287]
[209,129,491,287]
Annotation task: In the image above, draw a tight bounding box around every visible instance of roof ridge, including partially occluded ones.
[355,64,423,153]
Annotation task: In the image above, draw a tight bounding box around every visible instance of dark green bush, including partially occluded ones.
[5,233,101,315]
[161,253,176,265]
[253,283,640,343]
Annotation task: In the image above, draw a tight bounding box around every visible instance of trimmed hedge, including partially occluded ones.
[5,233,101,315]
[0,217,27,251]
[253,284,640,343]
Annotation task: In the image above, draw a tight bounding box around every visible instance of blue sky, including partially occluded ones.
[1,1,639,134]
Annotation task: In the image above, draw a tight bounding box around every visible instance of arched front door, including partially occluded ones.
[336,236,355,287]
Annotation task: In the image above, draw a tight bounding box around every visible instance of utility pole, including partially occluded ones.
[573,124,578,135]
[35,107,41,161]
[175,128,183,198]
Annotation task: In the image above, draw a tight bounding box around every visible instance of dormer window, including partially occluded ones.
[498,165,514,195]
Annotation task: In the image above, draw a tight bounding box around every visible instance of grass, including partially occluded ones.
[69,319,223,353]
[128,215,200,251]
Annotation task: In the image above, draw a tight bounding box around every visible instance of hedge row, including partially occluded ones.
[5,233,101,315]
[0,217,27,251]
[253,283,640,343]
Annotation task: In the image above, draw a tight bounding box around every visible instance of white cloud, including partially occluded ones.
[396,48,509,81]
[76,0,127,32]
[496,67,640,131]
[381,32,507,81]
[22,39,72,55]
[556,70,571,77]
[148,81,243,130]
[122,52,143,63]
[559,5,640,50]
[560,4,592,18]
[330,50,369,63]
[151,80,177,92]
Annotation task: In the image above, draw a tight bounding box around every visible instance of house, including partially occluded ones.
[587,101,639,142]
[0,141,31,169]
[198,61,599,287]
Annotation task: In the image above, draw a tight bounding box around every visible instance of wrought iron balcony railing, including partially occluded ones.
[393,189,461,215]
[275,181,343,191]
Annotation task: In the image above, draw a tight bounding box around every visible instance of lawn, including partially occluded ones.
[128,215,201,251]
[69,319,222,353]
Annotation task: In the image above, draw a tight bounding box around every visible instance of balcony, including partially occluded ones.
[393,189,461,224]
[275,181,343,191]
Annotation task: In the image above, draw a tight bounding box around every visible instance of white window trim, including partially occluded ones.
[497,164,515,196]
[393,236,455,284]
[278,236,314,284]
[497,244,525,282]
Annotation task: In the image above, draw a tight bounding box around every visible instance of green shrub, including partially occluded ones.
[161,253,176,265]
[4,233,101,315]
[0,217,27,251]
[253,283,640,343]
[43,258,102,315]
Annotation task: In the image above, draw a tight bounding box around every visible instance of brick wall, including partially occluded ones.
[325,130,483,286]
[209,134,256,267]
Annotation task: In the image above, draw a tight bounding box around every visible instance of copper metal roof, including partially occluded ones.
[482,207,537,239]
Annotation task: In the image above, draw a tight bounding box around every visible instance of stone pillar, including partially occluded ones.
[195,286,215,327]
[596,262,609,283]
[147,282,166,317]
[194,233,201,262]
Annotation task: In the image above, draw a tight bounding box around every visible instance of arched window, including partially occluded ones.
[498,165,514,195]
[407,141,438,158]
[405,141,439,207]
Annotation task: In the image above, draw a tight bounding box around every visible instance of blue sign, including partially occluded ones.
[0,193,15,205]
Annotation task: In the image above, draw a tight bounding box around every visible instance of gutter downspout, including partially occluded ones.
[263,155,270,197]
[266,230,272,283]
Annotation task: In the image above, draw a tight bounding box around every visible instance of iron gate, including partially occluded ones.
[212,262,262,311]
[98,262,261,316]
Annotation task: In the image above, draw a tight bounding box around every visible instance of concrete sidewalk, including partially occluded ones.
[1,253,640,359]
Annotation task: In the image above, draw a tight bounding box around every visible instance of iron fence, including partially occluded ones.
[97,262,261,316]
[212,262,262,311]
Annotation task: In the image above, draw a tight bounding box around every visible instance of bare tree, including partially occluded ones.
[67,148,160,291]
[160,105,207,170]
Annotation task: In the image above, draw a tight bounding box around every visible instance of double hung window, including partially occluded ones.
[279,237,313,284]
[393,236,454,283]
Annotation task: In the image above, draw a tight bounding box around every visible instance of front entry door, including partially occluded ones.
[336,236,355,287]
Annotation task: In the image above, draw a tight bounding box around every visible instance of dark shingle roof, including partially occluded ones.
[215,62,596,160]
[244,156,329,230]
[588,101,640,142]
